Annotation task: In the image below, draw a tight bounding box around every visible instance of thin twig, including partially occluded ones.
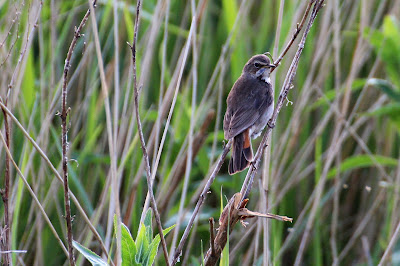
[60,1,97,265]
[0,8,20,49]
[271,0,315,72]
[0,107,11,265]
[209,218,216,257]
[61,38,76,266]
[7,1,42,101]
[128,0,170,264]
[0,11,21,68]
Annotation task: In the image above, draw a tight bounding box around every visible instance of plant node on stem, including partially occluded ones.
[60,1,98,265]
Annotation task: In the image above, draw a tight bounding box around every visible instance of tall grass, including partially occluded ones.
[0,0,399,265]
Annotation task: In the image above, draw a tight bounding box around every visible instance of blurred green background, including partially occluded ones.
[0,0,400,265]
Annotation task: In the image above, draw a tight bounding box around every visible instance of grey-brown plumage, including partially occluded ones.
[223,54,275,175]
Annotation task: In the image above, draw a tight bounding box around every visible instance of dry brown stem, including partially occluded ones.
[209,218,216,257]
[60,1,98,265]
[0,107,11,265]
[271,0,315,72]
[204,193,291,265]
[128,0,170,264]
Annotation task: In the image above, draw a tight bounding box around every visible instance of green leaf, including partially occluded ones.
[362,103,400,130]
[21,50,35,112]
[219,187,229,266]
[222,0,245,82]
[72,241,108,266]
[200,239,204,264]
[381,17,400,85]
[367,79,400,102]
[308,79,365,110]
[364,26,384,48]
[363,103,400,118]
[121,223,138,266]
[327,155,398,179]
[144,208,153,244]
[135,222,149,264]
[222,0,237,31]
[146,224,176,266]
[115,215,139,266]
[383,16,400,45]
[220,234,229,266]
[123,2,134,41]
[366,17,400,86]
[190,256,202,266]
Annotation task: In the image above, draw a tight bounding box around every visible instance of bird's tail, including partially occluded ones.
[228,129,253,175]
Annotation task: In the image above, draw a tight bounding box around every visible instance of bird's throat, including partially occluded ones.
[256,68,271,84]
[261,73,271,84]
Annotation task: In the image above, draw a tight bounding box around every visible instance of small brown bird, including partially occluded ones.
[223,54,275,175]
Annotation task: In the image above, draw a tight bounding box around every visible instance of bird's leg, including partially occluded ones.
[267,119,275,129]
[250,161,257,170]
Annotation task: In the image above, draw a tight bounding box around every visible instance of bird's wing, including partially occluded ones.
[223,75,273,139]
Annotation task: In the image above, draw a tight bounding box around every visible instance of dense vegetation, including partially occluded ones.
[0,0,399,265]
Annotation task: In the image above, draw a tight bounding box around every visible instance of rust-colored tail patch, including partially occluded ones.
[228,130,252,175]
[242,129,253,162]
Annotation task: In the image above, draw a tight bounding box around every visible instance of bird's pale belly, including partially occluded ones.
[249,103,274,139]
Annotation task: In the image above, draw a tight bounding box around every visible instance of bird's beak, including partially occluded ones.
[260,64,276,69]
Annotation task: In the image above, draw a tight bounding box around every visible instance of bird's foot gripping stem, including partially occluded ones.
[250,161,257,170]
[267,120,275,129]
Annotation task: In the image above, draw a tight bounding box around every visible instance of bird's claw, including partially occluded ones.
[267,120,275,129]
[250,161,257,170]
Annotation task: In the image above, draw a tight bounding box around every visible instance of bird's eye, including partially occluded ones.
[254,62,261,68]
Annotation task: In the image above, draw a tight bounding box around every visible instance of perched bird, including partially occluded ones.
[223,54,275,175]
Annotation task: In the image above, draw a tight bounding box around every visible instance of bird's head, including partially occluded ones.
[243,54,275,80]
